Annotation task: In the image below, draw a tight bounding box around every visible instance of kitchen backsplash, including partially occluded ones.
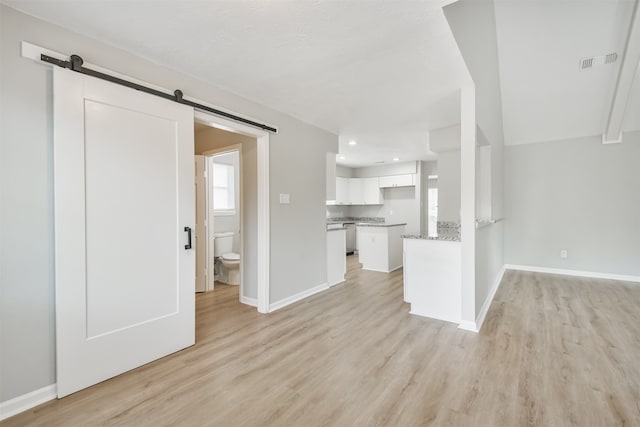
[436,221,460,237]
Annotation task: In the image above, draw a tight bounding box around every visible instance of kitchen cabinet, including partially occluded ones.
[349,178,364,204]
[331,177,383,205]
[379,174,415,188]
[361,177,383,204]
[357,223,406,272]
[335,177,350,205]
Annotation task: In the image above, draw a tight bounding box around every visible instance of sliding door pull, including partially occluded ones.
[184,227,192,250]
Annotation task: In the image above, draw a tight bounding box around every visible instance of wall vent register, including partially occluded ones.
[579,52,618,70]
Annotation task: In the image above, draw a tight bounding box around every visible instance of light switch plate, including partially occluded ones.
[279,193,290,204]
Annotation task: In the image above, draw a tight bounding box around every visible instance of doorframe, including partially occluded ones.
[22,41,272,314]
[202,144,243,297]
[195,111,270,313]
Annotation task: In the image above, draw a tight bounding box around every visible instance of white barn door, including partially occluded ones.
[53,67,195,397]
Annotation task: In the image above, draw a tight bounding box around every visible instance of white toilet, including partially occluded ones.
[213,231,240,285]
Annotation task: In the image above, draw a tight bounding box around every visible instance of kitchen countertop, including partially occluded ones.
[402,233,460,242]
[326,226,346,231]
[357,222,407,228]
[327,217,384,225]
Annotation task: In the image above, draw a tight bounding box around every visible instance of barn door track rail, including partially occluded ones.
[41,53,277,133]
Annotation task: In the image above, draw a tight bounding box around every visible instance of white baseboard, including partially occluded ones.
[409,309,460,325]
[362,265,402,274]
[505,264,640,283]
[457,266,506,333]
[388,264,403,273]
[269,282,329,312]
[0,384,56,421]
[240,296,258,307]
[457,320,478,332]
[474,266,506,332]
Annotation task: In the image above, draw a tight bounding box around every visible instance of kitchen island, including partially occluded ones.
[357,223,406,273]
[402,223,461,323]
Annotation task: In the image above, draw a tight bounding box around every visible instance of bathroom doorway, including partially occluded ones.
[194,115,264,310]
[201,147,242,292]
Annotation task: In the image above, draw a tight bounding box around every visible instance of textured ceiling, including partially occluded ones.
[5,0,470,166]
[494,0,640,146]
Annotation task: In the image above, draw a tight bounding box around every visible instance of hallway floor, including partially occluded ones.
[4,257,640,426]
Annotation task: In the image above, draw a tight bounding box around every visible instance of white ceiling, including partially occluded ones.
[5,0,471,167]
[494,0,640,146]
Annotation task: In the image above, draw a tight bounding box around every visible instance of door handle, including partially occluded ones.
[184,226,192,250]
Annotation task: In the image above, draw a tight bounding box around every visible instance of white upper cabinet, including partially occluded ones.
[361,177,383,204]
[349,178,364,204]
[335,177,350,205]
[379,174,415,188]
[330,177,383,205]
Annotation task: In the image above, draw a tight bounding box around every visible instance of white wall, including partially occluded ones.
[0,5,337,402]
[420,161,438,234]
[335,165,354,178]
[429,124,460,152]
[445,0,505,323]
[436,151,461,222]
[505,132,640,276]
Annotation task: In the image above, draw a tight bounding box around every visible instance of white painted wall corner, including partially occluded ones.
[458,266,506,333]
[0,384,57,421]
[269,283,329,312]
[474,266,506,332]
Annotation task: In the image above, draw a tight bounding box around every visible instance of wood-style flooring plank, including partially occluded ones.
[3,260,640,426]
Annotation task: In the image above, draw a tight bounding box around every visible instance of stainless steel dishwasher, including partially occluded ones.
[344,222,356,255]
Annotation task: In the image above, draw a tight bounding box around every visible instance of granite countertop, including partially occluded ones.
[402,233,460,242]
[327,217,384,225]
[402,221,460,241]
[357,222,407,228]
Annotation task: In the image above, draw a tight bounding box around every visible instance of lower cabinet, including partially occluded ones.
[327,229,346,286]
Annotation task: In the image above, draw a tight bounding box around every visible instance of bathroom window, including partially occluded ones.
[212,163,235,215]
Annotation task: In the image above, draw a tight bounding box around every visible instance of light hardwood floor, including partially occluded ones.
[4,256,640,426]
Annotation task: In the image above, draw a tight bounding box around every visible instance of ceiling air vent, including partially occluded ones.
[579,52,618,70]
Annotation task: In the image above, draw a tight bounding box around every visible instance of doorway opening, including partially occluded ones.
[193,112,270,312]
[195,146,242,295]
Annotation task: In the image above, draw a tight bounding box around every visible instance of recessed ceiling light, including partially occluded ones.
[393,157,400,161]
[339,155,346,160]
[348,140,357,146]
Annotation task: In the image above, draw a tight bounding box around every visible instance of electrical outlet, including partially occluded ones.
[560,249,568,259]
